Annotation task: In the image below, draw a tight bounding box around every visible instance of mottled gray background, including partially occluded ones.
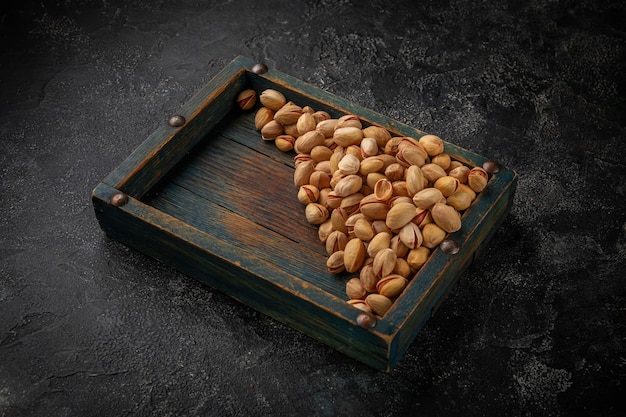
[1,1,625,416]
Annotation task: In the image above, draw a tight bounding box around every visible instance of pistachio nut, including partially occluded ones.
[236,89,256,110]
[419,134,444,156]
[448,165,470,184]
[274,102,303,125]
[359,264,379,293]
[412,187,444,209]
[336,114,362,129]
[407,246,431,270]
[421,163,447,184]
[293,159,315,187]
[405,165,425,196]
[338,154,361,175]
[360,137,379,158]
[434,175,460,197]
[326,250,345,274]
[261,120,283,140]
[259,89,287,111]
[365,293,393,316]
[431,152,451,171]
[254,107,274,130]
[385,202,418,230]
[353,218,374,242]
[333,126,364,147]
[373,248,397,278]
[362,125,392,147]
[468,166,488,192]
[297,184,320,205]
[294,129,325,154]
[346,277,367,300]
[376,274,408,299]
[316,119,339,138]
[366,232,392,258]
[344,237,367,273]
[399,222,423,250]
[326,230,348,255]
[296,112,317,135]
[333,174,363,197]
[447,191,473,211]
[431,202,461,233]
[275,135,295,152]
[393,258,413,278]
[305,203,329,225]
[359,194,389,220]
[421,223,446,249]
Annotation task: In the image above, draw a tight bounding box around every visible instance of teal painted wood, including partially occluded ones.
[92,55,518,371]
[93,182,396,371]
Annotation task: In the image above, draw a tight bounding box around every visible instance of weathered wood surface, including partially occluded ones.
[93,55,518,371]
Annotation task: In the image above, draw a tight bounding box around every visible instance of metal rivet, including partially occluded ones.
[483,160,500,174]
[440,239,459,255]
[356,313,377,329]
[251,63,268,74]
[111,193,129,207]
[168,114,186,127]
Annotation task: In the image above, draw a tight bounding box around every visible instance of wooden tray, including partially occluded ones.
[92,56,517,372]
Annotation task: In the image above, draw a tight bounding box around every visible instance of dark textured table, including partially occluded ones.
[1,1,624,416]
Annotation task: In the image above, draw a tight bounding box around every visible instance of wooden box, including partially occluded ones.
[92,56,517,372]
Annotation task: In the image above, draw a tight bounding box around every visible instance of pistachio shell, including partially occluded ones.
[412,188,444,209]
[385,202,418,230]
[326,250,345,274]
[398,222,423,249]
[373,248,397,278]
[344,238,367,273]
[431,203,461,233]
[434,175,460,197]
[259,89,286,110]
[326,230,349,255]
[338,154,361,175]
[365,293,393,316]
[373,178,393,201]
[333,126,364,147]
[376,274,408,298]
[346,277,367,300]
[305,203,329,225]
[275,135,295,152]
[468,167,489,192]
[254,107,274,130]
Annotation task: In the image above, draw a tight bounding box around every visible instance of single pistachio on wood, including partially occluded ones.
[274,102,303,125]
[399,222,423,250]
[293,159,315,187]
[297,112,317,135]
[412,187,444,209]
[365,293,393,316]
[297,184,320,205]
[305,202,329,225]
[360,137,379,158]
[431,202,461,233]
[362,125,392,147]
[434,175,460,197]
[376,274,408,299]
[326,250,345,274]
[468,166,489,193]
[333,174,363,197]
[359,264,379,293]
[261,120,283,140]
[373,248,397,278]
[431,153,451,171]
[294,130,325,154]
[259,89,287,111]
[333,126,364,147]
[407,246,431,270]
[311,145,333,162]
[421,223,446,249]
[344,237,367,273]
[419,134,444,157]
[366,232,392,258]
[236,89,256,110]
[346,277,367,300]
[254,107,274,130]
[275,135,295,152]
[385,202,417,230]
[447,190,473,211]
[421,163,447,184]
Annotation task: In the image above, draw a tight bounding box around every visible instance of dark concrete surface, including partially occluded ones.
[1,1,625,416]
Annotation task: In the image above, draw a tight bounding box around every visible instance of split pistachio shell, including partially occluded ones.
[376,274,408,299]
[399,222,423,249]
[373,248,397,278]
[326,250,345,274]
[468,167,489,192]
[305,203,329,225]
[434,176,460,197]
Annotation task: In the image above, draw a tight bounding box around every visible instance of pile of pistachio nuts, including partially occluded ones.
[238,88,489,318]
